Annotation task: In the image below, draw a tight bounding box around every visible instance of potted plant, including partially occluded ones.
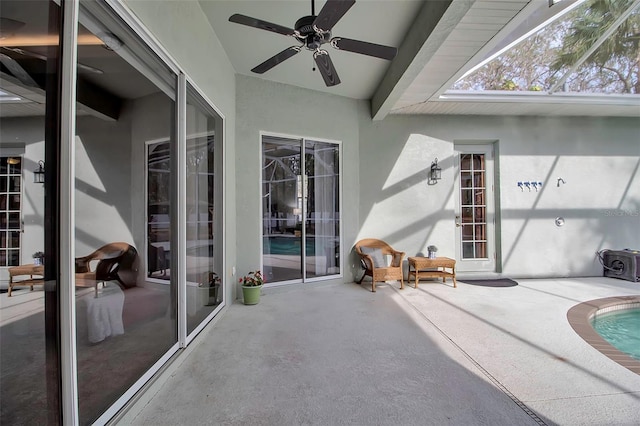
[239,270,264,305]
[32,251,45,265]
[427,245,438,259]
[199,272,221,306]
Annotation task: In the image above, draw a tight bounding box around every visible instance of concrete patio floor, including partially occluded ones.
[118,277,640,426]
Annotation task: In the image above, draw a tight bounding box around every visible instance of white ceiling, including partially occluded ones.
[198,0,424,100]
[1,0,638,119]
[199,0,640,119]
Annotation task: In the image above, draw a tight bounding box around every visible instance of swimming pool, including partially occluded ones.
[263,236,315,256]
[591,308,640,361]
[567,296,640,374]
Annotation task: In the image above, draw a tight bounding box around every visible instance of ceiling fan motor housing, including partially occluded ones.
[295,15,330,50]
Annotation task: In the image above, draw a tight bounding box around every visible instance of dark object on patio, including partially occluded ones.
[148,243,167,277]
[599,249,640,282]
[76,242,139,291]
[354,238,405,292]
[460,278,518,287]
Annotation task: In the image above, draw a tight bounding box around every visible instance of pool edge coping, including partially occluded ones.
[567,295,640,375]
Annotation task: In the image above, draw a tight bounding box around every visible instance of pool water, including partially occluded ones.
[264,236,316,256]
[591,308,640,361]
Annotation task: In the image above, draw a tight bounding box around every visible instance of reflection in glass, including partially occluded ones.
[75,3,177,423]
[0,160,22,266]
[460,172,472,188]
[461,189,473,205]
[262,138,303,282]
[462,225,473,241]
[185,85,223,335]
[459,153,488,260]
[462,207,473,223]
[0,0,59,423]
[148,141,171,280]
[460,154,471,170]
[262,136,340,283]
[305,140,340,278]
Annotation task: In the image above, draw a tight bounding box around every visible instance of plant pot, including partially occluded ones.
[205,284,220,306]
[242,285,262,305]
[33,257,44,265]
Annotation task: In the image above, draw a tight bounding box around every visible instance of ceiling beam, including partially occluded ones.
[1,54,122,121]
[370,0,474,121]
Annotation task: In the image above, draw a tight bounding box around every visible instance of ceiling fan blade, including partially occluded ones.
[229,14,295,37]
[251,46,301,74]
[331,37,397,60]
[0,53,39,87]
[313,0,355,32]
[313,51,341,86]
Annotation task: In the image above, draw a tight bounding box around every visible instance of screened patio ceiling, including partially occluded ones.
[388,0,640,118]
[450,0,639,95]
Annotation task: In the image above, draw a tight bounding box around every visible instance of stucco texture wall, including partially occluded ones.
[358,114,640,278]
[75,114,134,256]
[235,75,362,286]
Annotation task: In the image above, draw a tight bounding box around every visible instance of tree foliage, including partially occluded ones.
[453,0,640,94]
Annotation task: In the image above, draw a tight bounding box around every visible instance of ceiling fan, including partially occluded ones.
[229,0,397,87]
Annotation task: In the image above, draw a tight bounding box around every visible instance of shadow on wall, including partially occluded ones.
[355,116,640,279]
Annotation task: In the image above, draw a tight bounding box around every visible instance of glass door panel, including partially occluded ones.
[0,1,60,423]
[185,84,223,335]
[148,141,171,281]
[262,137,303,283]
[459,154,487,260]
[455,146,495,272]
[304,140,340,278]
[76,2,178,422]
[261,136,340,284]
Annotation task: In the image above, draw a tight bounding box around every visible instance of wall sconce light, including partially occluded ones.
[430,158,442,182]
[33,160,45,184]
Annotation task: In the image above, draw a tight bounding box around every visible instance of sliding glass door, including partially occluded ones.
[261,135,340,284]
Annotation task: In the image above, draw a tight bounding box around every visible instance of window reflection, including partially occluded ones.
[262,136,340,283]
[458,153,488,260]
[185,86,223,334]
[75,3,177,423]
[0,0,59,423]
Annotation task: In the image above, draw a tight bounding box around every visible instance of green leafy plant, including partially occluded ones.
[239,270,264,287]
[32,251,45,258]
[427,245,438,252]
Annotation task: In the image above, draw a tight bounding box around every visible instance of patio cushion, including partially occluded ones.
[360,246,386,267]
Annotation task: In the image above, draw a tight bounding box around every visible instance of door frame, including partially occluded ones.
[260,132,343,286]
[453,142,497,273]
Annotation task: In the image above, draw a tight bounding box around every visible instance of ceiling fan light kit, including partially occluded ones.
[229,0,397,87]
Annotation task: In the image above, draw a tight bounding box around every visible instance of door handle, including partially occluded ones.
[455,215,461,227]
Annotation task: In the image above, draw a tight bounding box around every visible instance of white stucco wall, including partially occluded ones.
[358,114,640,278]
[125,0,237,298]
[75,114,134,256]
[235,75,362,285]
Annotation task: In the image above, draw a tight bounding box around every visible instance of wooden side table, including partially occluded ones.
[408,257,457,288]
[8,264,45,296]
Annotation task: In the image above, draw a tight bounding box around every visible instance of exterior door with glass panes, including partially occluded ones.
[454,144,496,272]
